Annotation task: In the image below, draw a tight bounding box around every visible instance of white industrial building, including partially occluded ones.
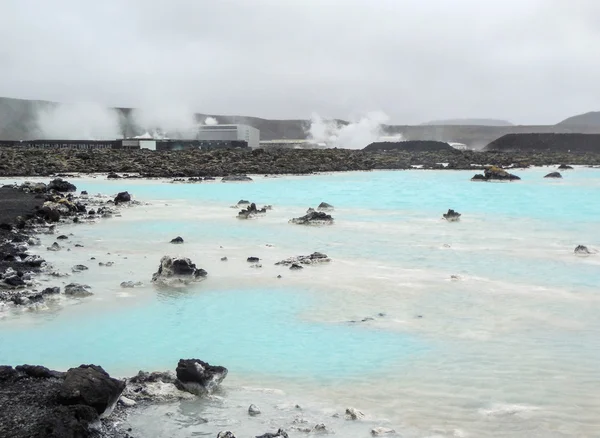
[197,124,260,148]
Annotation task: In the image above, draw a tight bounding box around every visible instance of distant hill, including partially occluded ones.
[485,133,600,152]
[363,140,454,152]
[3,97,600,148]
[421,118,514,127]
[556,111,600,127]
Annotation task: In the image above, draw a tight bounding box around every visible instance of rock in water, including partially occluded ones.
[152,256,208,286]
[217,432,237,438]
[170,236,184,244]
[442,209,461,222]
[255,429,289,438]
[247,256,260,263]
[58,364,125,417]
[71,264,89,273]
[558,164,574,170]
[114,191,131,204]
[47,178,77,192]
[471,166,520,181]
[575,245,593,255]
[345,407,365,420]
[238,202,268,219]
[248,404,261,416]
[317,202,334,211]
[276,252,331,266]
[544,172,563,178]
[237,200,250,205]
[175,358,228,395]
[222,175,253,182]
[289,211,334,225]
[64,283,93,297]
[371,427,396,436]
[289,263,303,270]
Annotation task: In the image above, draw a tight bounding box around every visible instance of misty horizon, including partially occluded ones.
[1,0,599,126]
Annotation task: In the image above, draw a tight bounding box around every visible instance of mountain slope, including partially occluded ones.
[556,111,600,127]
[421,118,513,126]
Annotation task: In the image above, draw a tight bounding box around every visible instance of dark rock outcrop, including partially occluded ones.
[238,202,267,219]
[558,164,574,170]
[276,252,331,265]
[289,211,334,225]
[247,256,260,263]
[114,191,131,204]
[471,166,520,181]
[175,359,228,395]
[170,236,184,244]
[47,178,77,193]
[152,256,208,285]
[544,171,562,178]
[574,245,594,255]
[317,202,334,211]
[0,364,124,438]
[255,429,290,438]
[58,365,125,416]
[64,283,93,297]
[485,134,600,153]
[442,209,461,221]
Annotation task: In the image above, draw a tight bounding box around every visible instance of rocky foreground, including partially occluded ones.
[1,147,600,177]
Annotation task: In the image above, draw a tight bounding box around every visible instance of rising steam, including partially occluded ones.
[307,111,401,149]
[35,102,122,140]
[203,116,218,125]
[131,105,198,139]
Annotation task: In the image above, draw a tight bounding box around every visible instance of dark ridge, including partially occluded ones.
[363,141,455,152]
[420,118,514,127]
[484,133,600,153]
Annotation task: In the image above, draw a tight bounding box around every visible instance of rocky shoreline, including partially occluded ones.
[1,148,600,177]
[0,179,137,311]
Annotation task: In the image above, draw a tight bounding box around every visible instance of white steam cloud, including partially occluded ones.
[203,116,218,125]
[307,111,400,149]
[35,102,122,140]
[131,104,198,139]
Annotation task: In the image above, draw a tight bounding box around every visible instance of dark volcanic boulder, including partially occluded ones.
[64,283,93,297]
[247,256,260,263]
[114,191,131,204]
[558,164,574,170]
[276,252,331,265]
[256,429,290,438]
[47,178,77,193]
[317,202,334,211]
[107,172,121,179]
[238,202,267,219]
[58,364,125,416]
[544,172,562,178]
[442,209,461,222]
[170,236,184,244]
[471,166,520,181]
[175,359,228,394]
[152,256,208,285]
[574,245,594,255]
[222,175,253,182]
[289,211,334,225]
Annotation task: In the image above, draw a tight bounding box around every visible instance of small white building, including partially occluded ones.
[122,133,157,150]
[197,124,260,149]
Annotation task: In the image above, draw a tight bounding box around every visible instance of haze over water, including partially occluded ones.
[1,168,600,437]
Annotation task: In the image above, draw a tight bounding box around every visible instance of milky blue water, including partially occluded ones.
[1,167,600,437]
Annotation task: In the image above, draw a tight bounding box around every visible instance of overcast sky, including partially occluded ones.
[1,0,599,125]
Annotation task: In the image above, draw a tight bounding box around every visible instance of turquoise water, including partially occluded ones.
[1,167,600,437]
[0,288,425,377]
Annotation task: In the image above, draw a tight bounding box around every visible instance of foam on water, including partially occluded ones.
[1,168,600,437]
